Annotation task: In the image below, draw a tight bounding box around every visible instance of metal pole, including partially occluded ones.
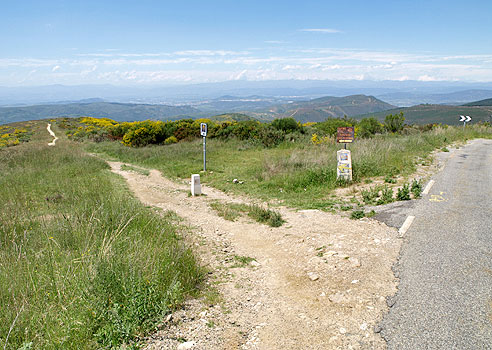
[203,136,206,171]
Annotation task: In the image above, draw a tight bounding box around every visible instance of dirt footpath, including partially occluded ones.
[108,162,401,350]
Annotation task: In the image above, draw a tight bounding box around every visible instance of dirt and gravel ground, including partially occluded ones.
[108,161,402,350]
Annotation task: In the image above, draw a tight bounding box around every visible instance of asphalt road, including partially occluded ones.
[378,138,492,349]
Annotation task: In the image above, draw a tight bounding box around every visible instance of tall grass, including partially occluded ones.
[86,125,492,209]
[0,139,202,349]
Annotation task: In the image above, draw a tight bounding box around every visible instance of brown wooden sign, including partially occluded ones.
[336,127,354,143]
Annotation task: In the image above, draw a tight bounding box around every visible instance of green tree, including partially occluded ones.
[384,112,405,133]
[271,117,301,133]
[358,117,384,138]
[314,118,353,136]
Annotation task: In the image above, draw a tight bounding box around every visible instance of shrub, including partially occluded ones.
[258,126,285,148]
[271,117,302,134]
[397,183,411,200]
[314,118,354,136]
[358,117,384,138]
[350,210,365,219]
[311,133,333,145]
[384,112,405,133]
[247,205,285,227]
[361,186,381,205]
[164,136,178,145]
[378,186,394,204]
[411,179,422,198]
[384,175,397,184]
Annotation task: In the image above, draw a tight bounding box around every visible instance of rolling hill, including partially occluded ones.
[0,102,204,125]
[251,95,396,123]
[208,113,259,122]
[376,89,492,107]
[355,104,492,125]
[463,98,492,106]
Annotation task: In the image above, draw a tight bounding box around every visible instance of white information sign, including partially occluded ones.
[200,123,208,137]
[337,149,352,181]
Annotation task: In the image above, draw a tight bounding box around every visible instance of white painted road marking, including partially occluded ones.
[422,180,435,195]
[399,216,415,236]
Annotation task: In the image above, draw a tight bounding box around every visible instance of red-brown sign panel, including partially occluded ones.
[336,127,354,143]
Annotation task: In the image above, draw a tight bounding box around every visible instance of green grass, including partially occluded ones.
[120,163,150,176]
[209,201,285,227]
[209,201,247,221]
[230,255,256,268]
[350,210,365,220]
[86,125,492,210]
[0,137,203,349]
[247,204,285,227]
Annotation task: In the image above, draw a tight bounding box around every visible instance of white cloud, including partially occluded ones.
[3,47,492,85]
[300,28,342,33]
[418,75,440,82]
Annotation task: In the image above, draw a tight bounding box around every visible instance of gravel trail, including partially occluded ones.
[108,161,402,350]
[47,123,58,146]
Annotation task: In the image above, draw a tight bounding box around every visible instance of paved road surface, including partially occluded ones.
[379,139,492,349]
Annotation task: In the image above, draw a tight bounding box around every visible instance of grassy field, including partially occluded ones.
[86,124,492,209]
[0,127,203,349]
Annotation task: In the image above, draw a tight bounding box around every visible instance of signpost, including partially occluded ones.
[336,127,355,149]
[336,127,354,181]
[459,115,471,128]
[200,123,207,171]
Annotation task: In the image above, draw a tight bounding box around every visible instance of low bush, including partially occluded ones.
[313,117,354,136]
[271,117,303,134]
[397,183,411,200]
[350,210,365,219]
[248,205,285,227]
[411,179,422,198]
[378,185,395,204]
[358,117,384,138]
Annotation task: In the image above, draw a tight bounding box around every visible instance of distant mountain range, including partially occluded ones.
[0,102,203,125]
[0,94,396,125]
[376,89,492,107]
[463,98,492,106]
[355,104,492,125]
[2,80,492,107]
[251,95,396,123]
[1,93,492,126]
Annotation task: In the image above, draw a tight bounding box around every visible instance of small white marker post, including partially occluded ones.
[200,123,208,171]
[191,174,201,196]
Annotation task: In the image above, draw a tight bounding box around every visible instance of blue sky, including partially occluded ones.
[1,0,492,86]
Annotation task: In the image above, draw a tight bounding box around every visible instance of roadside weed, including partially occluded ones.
[411,179,423,198]
[397,183,411,200]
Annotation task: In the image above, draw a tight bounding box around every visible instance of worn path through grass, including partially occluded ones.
[107,160,402,350]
